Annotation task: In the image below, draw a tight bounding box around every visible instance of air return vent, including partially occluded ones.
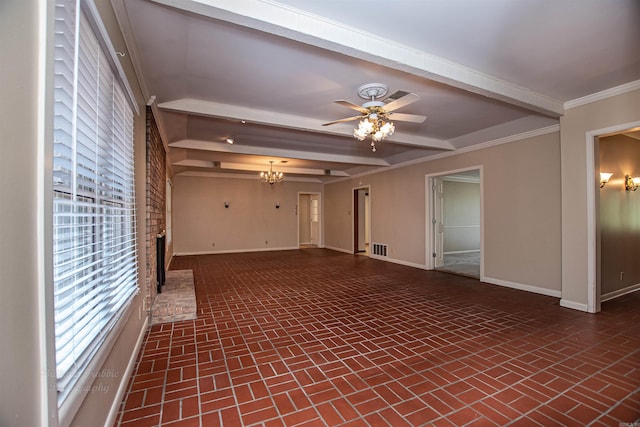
[372,243,388,257]
[385,90,410,102]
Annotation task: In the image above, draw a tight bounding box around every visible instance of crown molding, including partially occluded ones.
[328,124,560,184]
[564,80,640,110]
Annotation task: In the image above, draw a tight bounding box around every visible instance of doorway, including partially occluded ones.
[586,122,640,313]
[353,187,370,255]
[427,168,482,279]
[298,192,321,248]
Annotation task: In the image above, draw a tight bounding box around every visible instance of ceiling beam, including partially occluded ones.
[158,98,454,151]
[152,0,564,117]
[219,162,349,176]
[168,139,391,166]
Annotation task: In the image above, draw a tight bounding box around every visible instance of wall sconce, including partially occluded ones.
[275,202,280,209]
[625,175,640,191]
[224,201,230,208]
[600,172,613,188]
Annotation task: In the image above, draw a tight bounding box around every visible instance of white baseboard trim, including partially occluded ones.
[444,250,481,255]
[175,246,299,256]
[559,299,590,312]
[370,254,427,270]
[104,316,148,427]
[323,245,353,254]
[482,276,562,298]
[601,283,640,302]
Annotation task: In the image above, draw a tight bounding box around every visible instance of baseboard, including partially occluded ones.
[104,316,149,427]
[601,283,640,302]
[370,254,427,270]
[175,246,299,256]
[483,276,562,298]
[323,245,353,254]
[559,299,590,312]
[444,250,481,255]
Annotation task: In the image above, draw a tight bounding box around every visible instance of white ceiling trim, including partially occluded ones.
[177,170,323,183]
[158,98,454,151]
[169,139,390,166]
[327,124,560,184]
[152,0,564,117]
[219,162,349,176]
[564,79,640,110]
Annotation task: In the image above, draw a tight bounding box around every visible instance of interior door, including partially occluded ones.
[298,194,311,245]
[433,178,445,268]
[310,195,319,245]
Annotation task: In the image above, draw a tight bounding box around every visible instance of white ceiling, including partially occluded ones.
[111,0,640,182]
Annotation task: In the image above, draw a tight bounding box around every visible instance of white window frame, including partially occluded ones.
[46,1,139,425]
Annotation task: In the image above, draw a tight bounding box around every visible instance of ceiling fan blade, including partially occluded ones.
[334,100,369,114]
[383,92,419,112]
[387,112,427,123]
[322,115,364,126]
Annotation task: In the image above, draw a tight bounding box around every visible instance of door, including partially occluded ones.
[298,194,311,245]
[433,177,445,268]
[310,195,320,245]
[354,187,368,253]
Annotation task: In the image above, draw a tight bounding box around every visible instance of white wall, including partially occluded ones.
[173,175,323,254]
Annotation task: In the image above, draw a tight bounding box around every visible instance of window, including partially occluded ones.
[52,0,138,408]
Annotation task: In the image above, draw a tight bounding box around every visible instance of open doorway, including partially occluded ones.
[427,168,482,279]
[298,192,321,248]
[588,124,640,313]
[353,187,370,255]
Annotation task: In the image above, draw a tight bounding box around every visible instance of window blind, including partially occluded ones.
[52,0,138,405]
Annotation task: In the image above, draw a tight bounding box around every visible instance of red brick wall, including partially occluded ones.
[145,106,166,315]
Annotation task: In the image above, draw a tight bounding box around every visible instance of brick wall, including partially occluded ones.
[145,106,166,315]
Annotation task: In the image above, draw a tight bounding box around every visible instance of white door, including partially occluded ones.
[299,194,311,245]
[310,195,319,245]
[433,178,445,268]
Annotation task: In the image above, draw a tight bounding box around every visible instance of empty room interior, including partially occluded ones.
[2,0,640,426]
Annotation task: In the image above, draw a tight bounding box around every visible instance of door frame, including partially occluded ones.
[425,166,484,278]
[352,185,370,254]
[583,120,640,313]
[297,191,322,247]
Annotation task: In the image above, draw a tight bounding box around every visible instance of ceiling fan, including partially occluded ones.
[322,83,427,151]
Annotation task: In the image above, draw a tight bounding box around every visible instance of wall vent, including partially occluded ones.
[372,243,388,257]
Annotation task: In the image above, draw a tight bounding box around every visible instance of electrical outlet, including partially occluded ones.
[620,271,624,280]
[265,240,268,245]
[212,242,215,247]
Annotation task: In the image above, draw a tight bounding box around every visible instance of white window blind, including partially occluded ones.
[52,0,138,406]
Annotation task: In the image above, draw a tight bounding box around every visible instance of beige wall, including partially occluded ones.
[598,134,640,296]
[0,1,44,425]
[560,88,640,310]
[325,131,562,294]
[173,175,323,254]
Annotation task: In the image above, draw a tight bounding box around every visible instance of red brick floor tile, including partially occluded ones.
[118,414,161,427]
[113,250,640,426]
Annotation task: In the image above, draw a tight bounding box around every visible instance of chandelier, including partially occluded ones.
[353,114,395,152]
[259,161,284,185]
